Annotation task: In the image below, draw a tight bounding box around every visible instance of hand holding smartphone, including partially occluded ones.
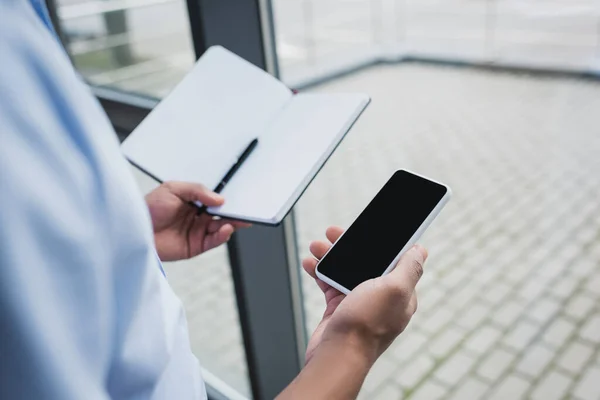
[315,170,451,294]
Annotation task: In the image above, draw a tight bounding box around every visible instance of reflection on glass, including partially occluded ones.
[131,169,251,398]
[56,0,195,98]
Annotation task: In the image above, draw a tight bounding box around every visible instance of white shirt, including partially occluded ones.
[0,0,206,398]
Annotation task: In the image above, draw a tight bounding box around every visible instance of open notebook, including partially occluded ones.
[122,46,370,225]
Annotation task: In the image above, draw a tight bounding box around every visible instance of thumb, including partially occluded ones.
[164,181,224,206]
[387,245,428,292]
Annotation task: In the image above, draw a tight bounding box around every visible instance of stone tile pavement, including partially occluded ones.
[295,63,600,399]
[134,63,600,399]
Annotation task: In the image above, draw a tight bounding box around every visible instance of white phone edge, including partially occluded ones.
[315,170,452,295]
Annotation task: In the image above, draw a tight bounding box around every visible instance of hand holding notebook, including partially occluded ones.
[122,46,370,225]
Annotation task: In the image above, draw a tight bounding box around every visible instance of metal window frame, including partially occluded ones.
[45,0,306,399]
[183,2,306,399]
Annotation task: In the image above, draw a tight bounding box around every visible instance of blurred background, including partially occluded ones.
[51,0,600,399]
[56,0,600,94]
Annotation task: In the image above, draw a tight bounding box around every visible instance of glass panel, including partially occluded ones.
[55,0,195,97]
[402,0,488,61]
[492,0,598,70]
[272,0,386,85]
[131,168,251,398]
[293,51,600,399]
[272,0,600,86]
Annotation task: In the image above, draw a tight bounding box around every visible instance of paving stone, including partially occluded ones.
[428,326,466,358]
[408,380,447,400]
[477,348,516,382]
[463,325,502,355]
[575,226,599,244]
[418,286,445,314]
[571,259,598,278]
[456,303,490,330]
[395,354,435,389]
[588,241,600,260]
[565,294,596,321]
[553,274,581,300]
[473,267,499,286]
[483,281,512,305]
[543,317,577,349]
[434,351,477,386]
[391,332,428,363]
[537,261,567,281]
[579,313,600,344]
[372,383,404,400]
[364,356,400,392]
[584,272,600,299]
[505,263,534,284]
[557,341,594,376]
[358,386,378,400]
[487,375,530,400]
[528,297,561,325]
[448,284,480,310]
[556,243,583,264]
[573,365,600,400]
[441,268,470,291]
[515,342,554,378]
[447,378,488,400]
[518,280,546,303]
[530,370,572,400]
[493,300,525,328]
[503,320,540,352]
[421,308,455,334]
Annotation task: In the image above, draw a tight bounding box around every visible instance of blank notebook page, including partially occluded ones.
[121,46,292,191]
[212,93,369,222]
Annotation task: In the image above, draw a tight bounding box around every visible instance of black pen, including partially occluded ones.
[194,138,259,215]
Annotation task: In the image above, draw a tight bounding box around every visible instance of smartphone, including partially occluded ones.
[315,170,451,294]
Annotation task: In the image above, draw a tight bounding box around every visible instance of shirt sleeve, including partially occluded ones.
[0,2,206,399]
[0,2,113,399]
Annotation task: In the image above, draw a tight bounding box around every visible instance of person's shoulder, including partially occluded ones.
[0,0,98,151]
[0,0,47,47]
[0,0,63,113]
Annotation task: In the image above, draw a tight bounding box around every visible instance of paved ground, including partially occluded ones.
[133,62,600,399]
[295,63,600,399]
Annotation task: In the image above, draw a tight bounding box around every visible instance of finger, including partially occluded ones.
[387,245,428,292]
[302,257,333,293]
[325,226,344,244]
[208,219,228,234]
[164,181,224,207]
[207,218,249,234]
[309,240,332,260]
[302,257,318,279]
[203,224,234,251]
[230,220,252,229]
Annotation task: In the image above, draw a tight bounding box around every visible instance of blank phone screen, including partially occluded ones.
[317,170,448,291]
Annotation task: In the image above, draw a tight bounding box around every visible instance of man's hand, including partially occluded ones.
[145,181,249,261]
[277,227,427,399]
[302,227,427,362]
[302,226,427,364]
[301,226,348,363]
